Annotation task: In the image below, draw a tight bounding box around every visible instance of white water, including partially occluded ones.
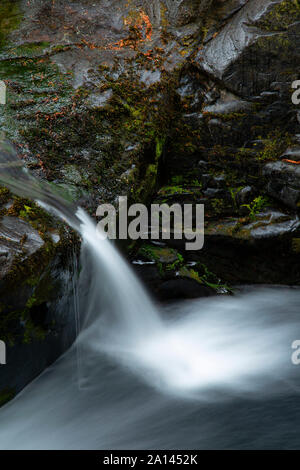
[73,209,300,397]
[0,207,300,448]
[1,141,300,448]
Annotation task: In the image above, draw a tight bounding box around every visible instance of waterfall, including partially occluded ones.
[0,138,299,396]
[1,140,300,448]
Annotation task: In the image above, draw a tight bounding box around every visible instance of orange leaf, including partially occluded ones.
[282,159,300,164]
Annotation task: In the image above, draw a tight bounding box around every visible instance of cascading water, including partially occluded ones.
[1,139,300,449]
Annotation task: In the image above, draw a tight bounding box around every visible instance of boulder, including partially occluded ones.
[263,161,300,209]
[0,216,44,278]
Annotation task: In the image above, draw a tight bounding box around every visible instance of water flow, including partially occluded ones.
[1,140,300,448]
[0,138,299,396]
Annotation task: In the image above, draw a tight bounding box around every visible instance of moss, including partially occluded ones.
[0,186,11,205]
[257,130,293,161]
[171,175,184,185]
[210,198,229,216]
[155,136,165,159]
[22,318,46,344]
[166,252,184,272]
[138,244,184,276]
[139,244,178,263]
[6,41,51,58]
[5,196,55,234]
[180,264,231,293]
[258,0,300,32]
[134,163,158,203]
[158,185,193,196]
[0,195,66,344]
[0,0,22,50]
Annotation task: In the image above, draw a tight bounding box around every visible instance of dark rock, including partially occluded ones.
[182,113,204,129]
[204,188,224,198]
[132,262,161,286]
[197,0,278,82]
[263,161,300,209]
[197,0,300,100]
[1,0,300,405]
[279,147,300,162]
[236,186,254,206]
[205,209,300,242]
[157,278,214,301]
[198,160,209,170]
[0,216,44,278]
[0,254,76,398]
[203,90,253,114]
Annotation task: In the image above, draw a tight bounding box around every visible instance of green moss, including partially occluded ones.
[5,196,55,234]
[6,41,51,58]
[0,0,22,50]
[139,244,178,263]
[258,0,300,32]
[138,244,184,276]
[257,130,293,161]
[210,198,229,216]
[171,175,184,185]
[0,186,11,205]
[134,163,158,203]
[180,264,231,293]
[155,136,165,159]
[158,185,192,196]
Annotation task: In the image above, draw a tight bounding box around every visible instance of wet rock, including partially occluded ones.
[86,89,113,110]
[236,186,254,206]
[1,0,300,402]
[204,188,224,198]
[163,0,213,27]
[132,262,161,286]
[140,70,161,87]
[207,118,231,131]
[182,113,204,129]
[246,212,300,240]
[198,160,209,170]
[263,161,300,209]
[205,210,300,242]
[157,278,214,301]
[213,175,226,188]
[120,165,136,183]
[197,0,277,80]
[279,147,300,162]
[0,253,77,399]
[197,0,300,99]
[203,90,253,114]
[0,216,44,278]
[60,165,83,185]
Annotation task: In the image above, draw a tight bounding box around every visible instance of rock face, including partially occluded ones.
[0,183,77,404]
[0,216,44,277]
[263,161,300,209]
[0,0,300,403]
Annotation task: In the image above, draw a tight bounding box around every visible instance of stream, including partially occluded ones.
[0,142,300,449]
